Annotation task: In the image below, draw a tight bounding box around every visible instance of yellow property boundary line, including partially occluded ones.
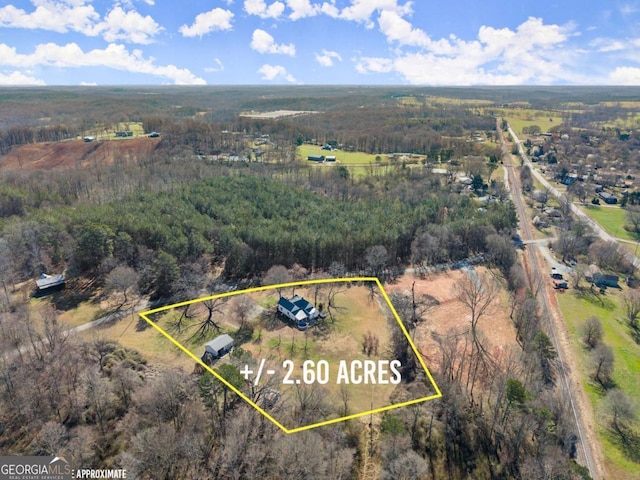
[138,277,442,434]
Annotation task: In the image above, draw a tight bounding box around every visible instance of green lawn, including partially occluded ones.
[582,205,638,242]
[557,290,640,479]
[297,145,385,165]
[296,145,427,180]
[496,108,563,134]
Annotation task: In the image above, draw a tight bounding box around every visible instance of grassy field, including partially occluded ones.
[397,95,494,107]
[297,144,385,164]
[582,205,638,242]
[557,289,640,479]
[134,282,427,429]
[78,310,196,369]
[296,145,427,180]
[495,108,563,134]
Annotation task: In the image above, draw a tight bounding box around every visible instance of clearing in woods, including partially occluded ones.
[138,278,441,433]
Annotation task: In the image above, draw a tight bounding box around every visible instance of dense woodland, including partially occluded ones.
[1,86,629,479]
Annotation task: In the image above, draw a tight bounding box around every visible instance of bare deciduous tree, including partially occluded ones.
[581,316,603,349]
[454,271,498,402]
[590,343,615,386]
[105,265,139,310]
[365,245,388,279]
[622,288,640,330]
[232,295,254,330]
[263,264,292,297]
[191,292,228,340]
[605,388,637,439]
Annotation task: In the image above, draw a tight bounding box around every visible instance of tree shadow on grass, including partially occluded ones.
[590,377,618,395]
[258,308,286,332]
[38,278,96,311]
[574,288,616,311]
[608,426,640,464]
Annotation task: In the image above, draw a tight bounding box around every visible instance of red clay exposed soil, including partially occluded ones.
[386,268,517,367]
[0,137,160,170]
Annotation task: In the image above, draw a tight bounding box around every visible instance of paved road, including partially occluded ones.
[508,125,640,270]
[499,121,599,479]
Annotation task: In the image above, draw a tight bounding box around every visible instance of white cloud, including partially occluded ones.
[80,81,97,85]
[590,38,626,52]
[357,16,574,85]
[0,0,101,35]
[251,29,296,55]
[119,0,155,7]
[609,66,640,84]
[315,49,342,66]
[0,42,206,85]
[101,6,162,44]
[0,70,46,85]
[180,7,234,37]
[286,0,318,20]
[204,58,224,72]
[620,3,640,16]
[355,56,393,74]
[244,0,285,19]
[340,0,412,28]
[319,1,340,17]
[0,1,162,44]
[258,64,296,82]
[377,9,430,47]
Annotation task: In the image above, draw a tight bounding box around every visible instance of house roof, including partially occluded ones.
[205,334,234,353]
[36,273,65,289]
[278,295,318,321]
[278,297,300,313]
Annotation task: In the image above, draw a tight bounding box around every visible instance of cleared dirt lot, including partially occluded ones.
[0,137,159,170]
[386,267,518,368]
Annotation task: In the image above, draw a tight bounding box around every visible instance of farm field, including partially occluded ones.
[398,95,494,107]
[556,289,640,479]
[496,108,564,134]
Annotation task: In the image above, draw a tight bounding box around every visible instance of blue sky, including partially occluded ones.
[1,0,640,85]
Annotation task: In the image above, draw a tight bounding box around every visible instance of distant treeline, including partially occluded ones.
[147,106,495,157]
[0,124,77,154]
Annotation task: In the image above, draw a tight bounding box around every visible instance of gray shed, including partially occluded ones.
[36,273,66,291]
[204,334,234,359]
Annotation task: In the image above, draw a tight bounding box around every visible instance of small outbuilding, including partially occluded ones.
[35,273,66,293]
[204,334,234,360]
[598,191,618,204]
[594,273,619,288]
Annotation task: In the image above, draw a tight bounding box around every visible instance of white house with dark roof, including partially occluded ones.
[277,295,319,323]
